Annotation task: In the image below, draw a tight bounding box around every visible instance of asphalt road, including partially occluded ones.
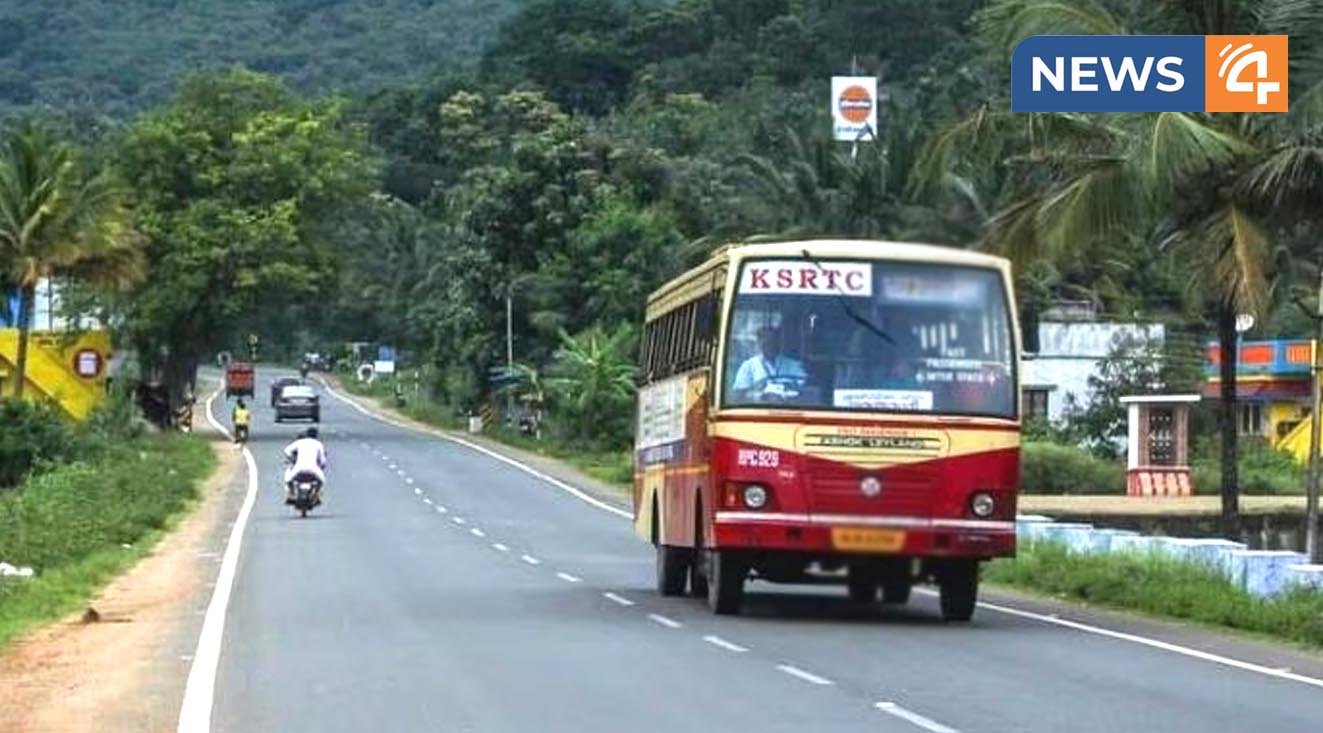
[206,372,1323,733]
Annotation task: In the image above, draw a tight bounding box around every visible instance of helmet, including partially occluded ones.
[303,427,319,439]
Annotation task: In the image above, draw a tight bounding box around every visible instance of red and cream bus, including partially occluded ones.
[633,240,1021,621]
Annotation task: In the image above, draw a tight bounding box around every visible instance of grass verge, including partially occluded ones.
[984,541,1323,649]
[0,434,216,649]
[335,376,633,491]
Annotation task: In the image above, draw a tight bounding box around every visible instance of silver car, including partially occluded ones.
[274,384,320,423]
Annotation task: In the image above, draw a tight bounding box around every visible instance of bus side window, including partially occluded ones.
[640,323,655,384]
[696,293,718,368]
[682,301,699,371]
[657,313,671,379]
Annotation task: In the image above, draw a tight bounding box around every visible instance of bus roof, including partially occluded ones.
[646,239,1011,319]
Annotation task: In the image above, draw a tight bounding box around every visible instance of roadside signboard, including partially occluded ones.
[832,76,878,141]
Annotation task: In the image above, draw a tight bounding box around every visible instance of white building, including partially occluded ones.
[1021,321,1165,423]
[2,279,99,331]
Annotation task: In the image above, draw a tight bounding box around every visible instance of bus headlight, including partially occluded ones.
[743,484,769,509]
[970,492,995,518]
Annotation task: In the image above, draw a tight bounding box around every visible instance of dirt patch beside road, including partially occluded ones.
[0,437,246,733]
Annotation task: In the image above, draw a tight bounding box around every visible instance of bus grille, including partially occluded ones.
[806,464,936,516]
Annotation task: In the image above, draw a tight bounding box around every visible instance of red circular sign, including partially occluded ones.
[838,85,873,123]
[73,349,103,379]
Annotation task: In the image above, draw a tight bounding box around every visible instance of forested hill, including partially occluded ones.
[0,0,518,115]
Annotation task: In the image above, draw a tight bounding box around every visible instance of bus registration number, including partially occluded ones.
[831,527,906,553]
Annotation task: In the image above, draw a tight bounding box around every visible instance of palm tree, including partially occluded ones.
[547,325,637,446]
[915,0,1323,534]
[0,124,142,398]
[737,101,965,242]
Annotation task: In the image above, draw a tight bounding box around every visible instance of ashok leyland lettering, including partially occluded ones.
[633,240,1022,621]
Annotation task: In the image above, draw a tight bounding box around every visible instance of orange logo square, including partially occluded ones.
[1205,35,1288,112]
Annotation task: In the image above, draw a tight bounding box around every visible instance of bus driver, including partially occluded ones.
[731,325,806,401]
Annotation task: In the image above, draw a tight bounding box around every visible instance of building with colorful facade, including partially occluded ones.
[1,281,111,420]
[1203,339,1316,461]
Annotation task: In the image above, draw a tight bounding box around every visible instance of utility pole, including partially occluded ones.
[1307,267,1323,563]
[505,285,514,428]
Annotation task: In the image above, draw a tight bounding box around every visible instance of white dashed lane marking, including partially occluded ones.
[647,614,682,629]
[776,665,833,686]
[603,592,635,607]
[874,702,961,733]
[703,635,748,653]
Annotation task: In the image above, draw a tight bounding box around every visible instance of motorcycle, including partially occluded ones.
[286,473,323,518]
[234,423,249,444]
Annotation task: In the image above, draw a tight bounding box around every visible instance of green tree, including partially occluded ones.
[546,324,637,447]
[482,0,636,115]
[0,123,141,397]
[916,0,1323,534]
[114,70,376,401]
[1064,336,1167,459]
[530,195,686,337]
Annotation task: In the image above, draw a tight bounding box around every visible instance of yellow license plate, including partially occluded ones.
[831,527,906,553]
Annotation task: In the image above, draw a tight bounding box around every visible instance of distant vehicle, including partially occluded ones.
[634,240,1023,621]
[225,362,255,399]
[270,376,303,407]
[274,384,320,423]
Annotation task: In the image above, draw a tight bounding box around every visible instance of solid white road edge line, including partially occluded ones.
[318,380,631,519]
[776,664,833,686]
[874,702,960,733]
[703,635,749,653]
[603,592,635,606]
[913,588,1323,690]
[178,393,260,733]
[321,376,1323,691]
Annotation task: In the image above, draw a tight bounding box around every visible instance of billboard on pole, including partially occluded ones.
[831,76,878,141]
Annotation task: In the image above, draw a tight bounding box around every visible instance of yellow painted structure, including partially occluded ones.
[0,329,111,420]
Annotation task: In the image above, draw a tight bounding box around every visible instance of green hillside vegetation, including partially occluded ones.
[0,0,517,115]
[6,0,1323,523]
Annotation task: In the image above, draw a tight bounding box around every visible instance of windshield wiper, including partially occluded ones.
[801,248,894,346]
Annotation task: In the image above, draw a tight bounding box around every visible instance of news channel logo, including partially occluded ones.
[1011,35,1287,113]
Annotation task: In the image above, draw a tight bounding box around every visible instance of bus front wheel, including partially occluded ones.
[656,545,690,597]
[881,561,913,605]
[846,566,879,604]
[707,550,746,615]
[938,560,979,622]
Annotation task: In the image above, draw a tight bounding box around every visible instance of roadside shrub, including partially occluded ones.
[1192,438,1303,495]
[1020,440,1125,494]
[0,435,212,571]
[0,399,83,489]
[986,541,1323,648]
[83,380,147,447]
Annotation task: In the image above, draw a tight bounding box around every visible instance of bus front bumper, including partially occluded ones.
[712,511,1016,559]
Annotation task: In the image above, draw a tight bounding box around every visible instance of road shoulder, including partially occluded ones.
[0,435,248,733]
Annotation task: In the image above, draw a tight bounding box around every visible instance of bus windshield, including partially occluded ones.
[722,259,1016,418]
